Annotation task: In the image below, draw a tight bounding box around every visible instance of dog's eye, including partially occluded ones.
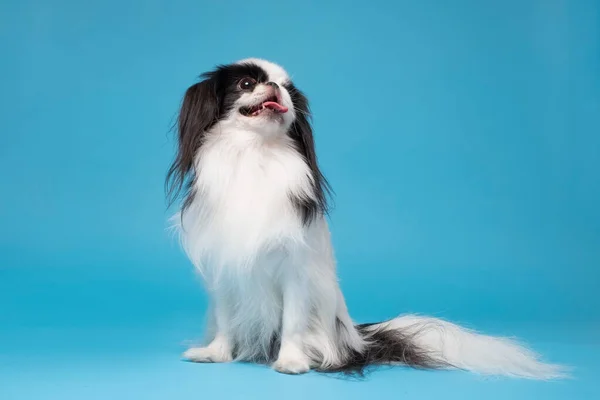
[238,77,257,91]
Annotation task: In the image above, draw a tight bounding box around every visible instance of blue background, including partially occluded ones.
[1,0,599,399]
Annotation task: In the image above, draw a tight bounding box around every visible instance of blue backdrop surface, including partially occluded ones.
[1,0,599,399]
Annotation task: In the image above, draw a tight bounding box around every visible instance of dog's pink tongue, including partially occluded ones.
[263,101,288,113]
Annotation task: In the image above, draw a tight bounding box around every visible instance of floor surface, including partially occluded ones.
[1,322,598,400]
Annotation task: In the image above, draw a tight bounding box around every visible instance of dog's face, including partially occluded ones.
[166,58,326,215]
[216,59,296,136]
[182,58,301,139]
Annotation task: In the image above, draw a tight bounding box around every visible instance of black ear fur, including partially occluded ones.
[285,83,332,224]
[166,77,220,209]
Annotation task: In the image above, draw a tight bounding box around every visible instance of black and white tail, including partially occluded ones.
[331,315,567,379]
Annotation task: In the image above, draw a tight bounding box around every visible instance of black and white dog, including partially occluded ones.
[166,58,563,378]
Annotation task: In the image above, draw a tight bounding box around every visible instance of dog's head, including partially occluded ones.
[166,58,328,220]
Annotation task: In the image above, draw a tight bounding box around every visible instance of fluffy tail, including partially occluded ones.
[330,315,567,379]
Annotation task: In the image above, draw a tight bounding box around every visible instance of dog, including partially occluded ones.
[166,58,564,378]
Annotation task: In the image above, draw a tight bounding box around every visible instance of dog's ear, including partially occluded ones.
[166,76,220,207]
[285,83,332,223]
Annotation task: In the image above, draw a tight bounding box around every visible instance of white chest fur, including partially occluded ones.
[179,132,315,277]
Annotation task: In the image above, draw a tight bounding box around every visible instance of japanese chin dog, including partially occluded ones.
[166,58,564,379]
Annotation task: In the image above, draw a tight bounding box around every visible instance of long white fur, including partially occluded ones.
[176,58,565,378]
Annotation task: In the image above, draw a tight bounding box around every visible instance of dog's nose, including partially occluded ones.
[266,81,279,89]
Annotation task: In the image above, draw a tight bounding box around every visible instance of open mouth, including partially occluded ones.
[239,95,289,117]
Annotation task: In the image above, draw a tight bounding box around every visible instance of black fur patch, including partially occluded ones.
[316,319,449,376]
[284,82,332,224]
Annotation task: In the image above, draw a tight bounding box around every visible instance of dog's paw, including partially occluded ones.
[183,346,233,363]
[272,349,310,374]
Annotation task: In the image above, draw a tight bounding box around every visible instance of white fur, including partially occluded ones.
[175,59,565,379]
